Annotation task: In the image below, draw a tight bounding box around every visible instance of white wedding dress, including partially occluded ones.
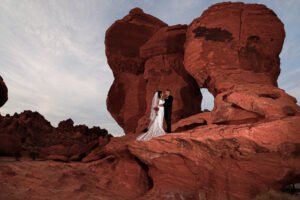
[137,92,166,141]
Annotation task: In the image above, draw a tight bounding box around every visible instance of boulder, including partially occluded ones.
[0,75,8,107]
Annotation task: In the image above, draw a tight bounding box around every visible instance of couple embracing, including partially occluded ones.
[137,89,173,141]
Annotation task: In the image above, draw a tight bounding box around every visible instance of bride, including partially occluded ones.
[137,91,166,141]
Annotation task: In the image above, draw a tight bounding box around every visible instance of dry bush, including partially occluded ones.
[254,190,300,200]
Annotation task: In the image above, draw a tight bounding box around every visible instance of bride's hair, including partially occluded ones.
[157,91,162,99]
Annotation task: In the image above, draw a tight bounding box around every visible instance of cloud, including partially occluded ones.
[0,0,124,136]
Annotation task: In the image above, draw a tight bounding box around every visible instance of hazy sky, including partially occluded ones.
[0,0,299,136]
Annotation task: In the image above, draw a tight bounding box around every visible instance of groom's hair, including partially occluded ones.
[158,91,162,98]
[166,89,171,92]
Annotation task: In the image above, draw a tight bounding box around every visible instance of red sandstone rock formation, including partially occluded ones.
[184,2,300,125]
[0,111,111,161]
[106,8,166,134]
[106,9,202,134]
[185,2,284,92]
[0,158,149,200]
[129,116,300,200]
[105,7,167,76]
[136,25,202,132]
[1,115,299,200]
[1,2,300,200]
[0,75,8,107]
[103,2,298,199]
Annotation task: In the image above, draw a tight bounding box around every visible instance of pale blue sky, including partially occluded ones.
[0,0,299,136]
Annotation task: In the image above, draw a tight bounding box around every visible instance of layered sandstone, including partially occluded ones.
[129,116,300,200]
[1,116,299,200]
[0,157,149,200]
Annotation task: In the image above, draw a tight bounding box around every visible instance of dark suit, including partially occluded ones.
[163,95,173,133]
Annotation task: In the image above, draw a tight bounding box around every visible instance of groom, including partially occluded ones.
[163,89,173,133]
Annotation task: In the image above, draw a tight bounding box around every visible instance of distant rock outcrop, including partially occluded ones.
[0,111,111,161]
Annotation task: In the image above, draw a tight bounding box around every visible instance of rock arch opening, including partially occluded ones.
[200,88,214,112]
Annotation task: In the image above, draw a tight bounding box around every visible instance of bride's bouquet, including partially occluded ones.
[154,107,159,111]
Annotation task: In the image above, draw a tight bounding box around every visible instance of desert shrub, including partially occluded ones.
[254,190,300,200]
[25,145,41,160]
[29,151,38,160]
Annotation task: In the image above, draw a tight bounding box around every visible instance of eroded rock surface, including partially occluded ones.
[184,2,300,125]
[184,2,284,92]
[129,116,300,200]
[0,158,149,200]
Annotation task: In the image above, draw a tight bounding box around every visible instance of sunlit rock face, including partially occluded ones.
[184,2,285,93]
[129,116,300,200]
[184,2,300,125]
